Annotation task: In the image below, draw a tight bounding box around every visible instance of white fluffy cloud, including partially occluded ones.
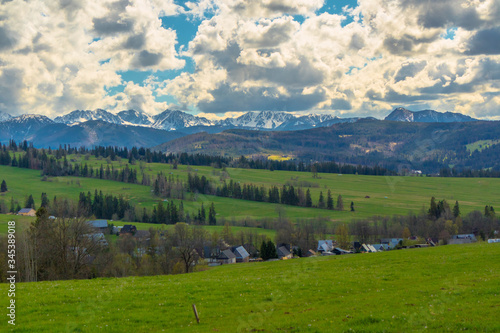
[164,0,500,118]
[1,0,500,118]
[0,0,182,116]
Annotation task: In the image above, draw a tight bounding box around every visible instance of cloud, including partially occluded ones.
[0,0,183,116]
[1,0,500,119]
[465,27,500,55]
[0,68,24,111]
[394,60,427,82]
[111,81,169,114]
[0,26,16,51]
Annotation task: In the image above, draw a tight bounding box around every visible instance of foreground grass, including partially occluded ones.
[2,242,499,332]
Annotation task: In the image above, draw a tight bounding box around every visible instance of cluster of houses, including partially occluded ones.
[31,215,498,264]
[204,244,295,266]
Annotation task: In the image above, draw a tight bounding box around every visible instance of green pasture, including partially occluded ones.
[1,161,500,224]
[2,242,499,332]
[466,139,500,153]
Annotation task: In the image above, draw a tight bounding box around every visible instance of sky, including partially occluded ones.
[0,0,499,120]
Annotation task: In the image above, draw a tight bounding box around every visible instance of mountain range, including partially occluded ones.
[385,107,477,122]
[0,108,481,148]
[154,119,500,173]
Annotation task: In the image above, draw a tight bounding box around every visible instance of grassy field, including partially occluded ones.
[110,221,276,239]
[466,139,500,153]
[1,161,500,223]
[2,242,498,332]
[0,214,34,234]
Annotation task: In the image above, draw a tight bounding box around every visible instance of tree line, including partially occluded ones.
[1,139,396,177]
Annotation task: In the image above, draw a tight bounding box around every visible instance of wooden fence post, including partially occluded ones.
[192,304,200,324]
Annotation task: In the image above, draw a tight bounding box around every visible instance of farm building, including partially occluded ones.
[232,246,250,263]
[120,225,137,235]
[380,238,403,249]
[17,208,36,216]
[371,244,390,251]
[277,246,292,259]
[317,240,334,253]
[332,248,353,255]
[302,249,317,257]
[449,234,477,245]
[217,250,236,265]
[88,219,108,231]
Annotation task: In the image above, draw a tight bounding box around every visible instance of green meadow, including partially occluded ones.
[110,221,277,239]
[2,242,498,332]
[1,161,499,225]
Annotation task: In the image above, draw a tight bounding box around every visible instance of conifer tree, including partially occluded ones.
[0,180,7,192]
[208,202,216,225]
[429,197,438,218]
[327,190,333,210]
[318,191,325,209]
[453,201,460,218]
[305,189,312,207]
[25,194,35,209]
[40,192,49,208]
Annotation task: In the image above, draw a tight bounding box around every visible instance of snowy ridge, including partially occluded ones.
[8,114,54,125]
[54,109,122,125]
[0,111,12,122]
[385,107,477,123]
[0,108,479,134]
[152,110,212,131]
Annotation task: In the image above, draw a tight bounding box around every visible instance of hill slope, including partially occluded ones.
[4,242,499,332]
[154,119,500,172]
[385,107,477,122]
[0,120,185,148]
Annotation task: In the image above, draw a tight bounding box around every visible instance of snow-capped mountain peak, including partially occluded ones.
[0,111,12,122]
[385,107,477,123]
[54,109,122,125]
[232,111,295,129]
[152,109,213,130]
[10,114,54,125]
[117,109,154,126]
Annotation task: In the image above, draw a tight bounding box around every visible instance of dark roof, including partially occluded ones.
[88,219,108,228]
[121,225,137,233]
[277,246,291,257]
[18,208,34,213]
[218,249,236,260]
[232,246,250,259]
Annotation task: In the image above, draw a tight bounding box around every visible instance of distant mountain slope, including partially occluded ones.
[117,109,154,126]
[54,109,123,125]
[153,119,500,173]
[385,107,477,122]
[152,110,213,130]
[0,111,12,122]
[0,119,185,148]
[229,110,295,129]
[0,114,54,140]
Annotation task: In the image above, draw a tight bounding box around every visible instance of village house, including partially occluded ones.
[380,238,403,249]
[371,244,390,251]
[303,249,317,257]
[332,247,353,255]
[277,246,292,260]
[87,219,108,232]
[217,249,236,265]
[120,225,137,236]
[232,246,250,263]
[449,234,477,245]
[317,240,334,253]
[17,208,36,216]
